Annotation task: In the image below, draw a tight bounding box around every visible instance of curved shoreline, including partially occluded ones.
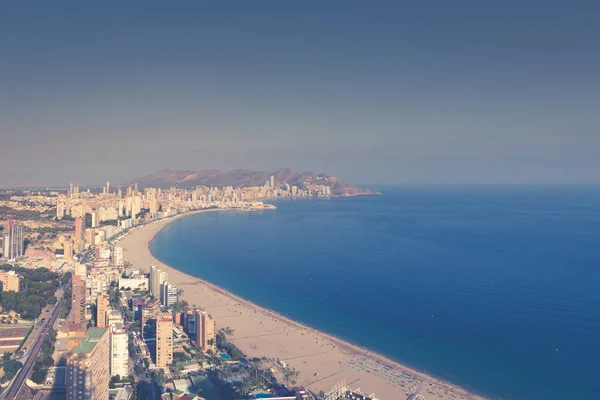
[118,210,486,400]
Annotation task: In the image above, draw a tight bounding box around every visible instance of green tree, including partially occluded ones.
[2,359,22,382]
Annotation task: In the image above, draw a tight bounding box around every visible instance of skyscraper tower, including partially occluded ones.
[150,266,167,300]
[106,181,110,194]
[96,294,109,328]
[3,217,24,259]
[75,216,84,243]
[270,175,275,188]
[196,311,216,353]
[70,275,87,325]
[67,328,110,400]
[156,313,173,370]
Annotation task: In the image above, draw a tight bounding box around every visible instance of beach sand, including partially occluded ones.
[118,211,486,400]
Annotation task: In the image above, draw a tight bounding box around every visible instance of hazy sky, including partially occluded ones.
[1,1,599,187]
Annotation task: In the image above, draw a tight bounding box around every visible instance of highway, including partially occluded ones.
[2,296,65,400]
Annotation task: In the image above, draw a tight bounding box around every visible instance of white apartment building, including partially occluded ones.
[110,325,129,378]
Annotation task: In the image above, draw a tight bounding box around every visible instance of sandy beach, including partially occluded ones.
[118,210,486,400]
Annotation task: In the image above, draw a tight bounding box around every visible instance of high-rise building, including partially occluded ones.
[56,197,66,219]
[183,311,198,341]
[139,298,160,340]
[63,239,72,261]
[85,229,96,247]
[150,266,167,300]
[3,221,24,259]
[71,275,87,325]
[156,313,173,370]
[96,247,110,260]
[91,211,98,228]
[132,196,141,218]
[2,234,9,259]
[161,282,178,308]
[96,294,109,328]
[67,327,110,400]
[149,195,158,215]
[270,175,275,188]
[106,181,110,194]
[0,270,23,292]
[112,246,124,266]
[75,216,84,242]
[74,263,86,277]
[196,311,216,353]
[109,325,128,378]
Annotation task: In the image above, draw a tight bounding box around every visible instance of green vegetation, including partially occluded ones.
[59,289,72,319]
[152,369,166,385]
[216,327,244,361]
[30,328,57,384]
[0,265,60,319]
[108,287,121,308]
[1,353,22,383]
[110,375,135,388]
[0,206,43,221]
[170,300,189,313]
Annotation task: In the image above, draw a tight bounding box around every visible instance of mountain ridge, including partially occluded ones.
[124,168,379,196]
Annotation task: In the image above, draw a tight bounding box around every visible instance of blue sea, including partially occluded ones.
[150,186,600,400]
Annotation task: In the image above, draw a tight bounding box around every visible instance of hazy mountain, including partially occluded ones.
[125,168,379,196]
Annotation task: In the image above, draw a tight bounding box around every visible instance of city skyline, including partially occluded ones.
[1,2,599,187]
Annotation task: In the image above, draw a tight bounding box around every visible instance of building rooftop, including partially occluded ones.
[70,327,107,354]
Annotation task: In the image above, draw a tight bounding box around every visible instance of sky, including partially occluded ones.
[1,1,599,187]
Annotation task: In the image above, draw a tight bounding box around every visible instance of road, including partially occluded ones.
[2,296,65,400]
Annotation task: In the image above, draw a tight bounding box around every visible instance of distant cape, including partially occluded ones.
[123,168,379,197]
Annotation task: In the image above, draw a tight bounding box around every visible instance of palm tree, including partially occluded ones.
[222,326,235,337]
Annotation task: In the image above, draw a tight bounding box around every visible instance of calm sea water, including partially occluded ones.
[150,187,600,400]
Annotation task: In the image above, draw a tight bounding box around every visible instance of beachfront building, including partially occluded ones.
[160,281,178,308]
[67,327,110,400]
[150,265,167,300]
[139,298,160,339]
[196,311,216,353]
[112,246,124,266]
[0,270,23,292]
[110,325,128,378]
[156,313,173,370]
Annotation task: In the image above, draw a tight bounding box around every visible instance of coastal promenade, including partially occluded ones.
[118,210,485,400]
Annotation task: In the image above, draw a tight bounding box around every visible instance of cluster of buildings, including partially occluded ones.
[0,179,344,399]
[150,265,179,308]
[174,309,216,354]
[65,256,130,399]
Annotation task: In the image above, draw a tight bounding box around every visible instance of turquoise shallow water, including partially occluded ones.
[150,186,600,400]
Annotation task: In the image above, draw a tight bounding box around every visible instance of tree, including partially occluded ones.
[2,359,22,382]
[110,375,121,388]
[134,365,145,376]
[171,301,189,313]
[153,369,166,386]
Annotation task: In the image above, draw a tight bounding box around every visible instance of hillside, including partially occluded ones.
[124,168,379,196]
